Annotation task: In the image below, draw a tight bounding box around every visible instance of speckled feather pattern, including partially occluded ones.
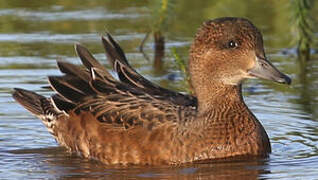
[12,17,273,165]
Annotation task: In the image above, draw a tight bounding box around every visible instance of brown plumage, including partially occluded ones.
[12,17,291,165]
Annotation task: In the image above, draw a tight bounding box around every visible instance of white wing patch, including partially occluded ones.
[38,114,56,135]
[36,98,69,135]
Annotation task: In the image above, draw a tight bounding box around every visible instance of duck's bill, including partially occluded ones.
[248,56,291,85]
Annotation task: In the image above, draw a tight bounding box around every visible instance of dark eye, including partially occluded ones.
[228,40,238,48]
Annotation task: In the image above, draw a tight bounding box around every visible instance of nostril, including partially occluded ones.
[260,62,268,68]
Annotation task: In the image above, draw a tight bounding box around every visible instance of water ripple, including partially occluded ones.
[0,8,144,21]
[0,33,145,43]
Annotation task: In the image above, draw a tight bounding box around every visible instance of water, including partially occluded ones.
[0,0,318,179]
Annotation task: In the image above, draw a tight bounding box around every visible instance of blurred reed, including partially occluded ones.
[290,0,315,62]
[140,0,176,70]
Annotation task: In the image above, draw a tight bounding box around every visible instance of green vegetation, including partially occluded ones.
[140,0,176,70]
[150,0,175,33]
[171,48,193,94]
[290,0,315,62]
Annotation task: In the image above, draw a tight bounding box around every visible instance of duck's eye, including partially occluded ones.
[228,40,238,48]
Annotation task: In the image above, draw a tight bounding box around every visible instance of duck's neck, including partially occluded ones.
[185,83,271,157]
[195,83,245,113]
[193,83,259,133]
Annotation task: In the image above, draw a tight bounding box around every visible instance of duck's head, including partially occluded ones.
[189,17,291,94]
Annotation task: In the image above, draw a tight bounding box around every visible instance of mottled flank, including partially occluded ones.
[12,17,291,165]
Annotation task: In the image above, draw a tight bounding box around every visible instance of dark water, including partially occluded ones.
[1,0,318,179]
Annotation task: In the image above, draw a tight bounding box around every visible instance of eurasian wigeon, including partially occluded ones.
[13,17,291,165]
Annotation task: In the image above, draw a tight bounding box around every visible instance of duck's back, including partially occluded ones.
[51,34,198,128]
[13,34,201,165]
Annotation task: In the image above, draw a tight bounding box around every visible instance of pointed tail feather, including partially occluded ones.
[13,88,48,116]
[12,88,65,134]
[74,43,115,80]
[102,33,129,66]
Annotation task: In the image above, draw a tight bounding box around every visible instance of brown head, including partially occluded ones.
[189,17,291,107]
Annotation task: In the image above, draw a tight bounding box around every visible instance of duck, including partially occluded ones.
[12,17,291,165]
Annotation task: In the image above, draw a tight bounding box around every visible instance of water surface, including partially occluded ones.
[1,0,318,179]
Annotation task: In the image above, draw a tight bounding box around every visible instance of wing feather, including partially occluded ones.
[49,34,197,129]
[102,34,197,106]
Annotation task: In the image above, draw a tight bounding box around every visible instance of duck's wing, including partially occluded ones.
[101,33,196,106]
[49,34,197,129]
